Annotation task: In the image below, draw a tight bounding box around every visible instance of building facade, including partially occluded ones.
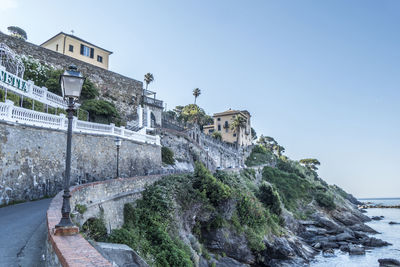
[40,32,112,69]
[203,109,252,147]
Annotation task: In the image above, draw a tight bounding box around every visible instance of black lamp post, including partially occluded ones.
[55,65,85,231]
[114,137,122,178]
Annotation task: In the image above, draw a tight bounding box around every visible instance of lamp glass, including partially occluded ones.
[115,138,122,147]
[60,67,85,100]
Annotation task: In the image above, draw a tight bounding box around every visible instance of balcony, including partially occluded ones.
[143,95,163,109]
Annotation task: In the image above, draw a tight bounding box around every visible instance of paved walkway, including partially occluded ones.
[0,199,51,267]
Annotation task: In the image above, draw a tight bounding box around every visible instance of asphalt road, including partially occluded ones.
[0,198,51,267]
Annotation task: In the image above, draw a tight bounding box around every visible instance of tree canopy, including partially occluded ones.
[193,88,201,104]
[7,26,27,40]
[144,73,154,90]
[299,158,321,171]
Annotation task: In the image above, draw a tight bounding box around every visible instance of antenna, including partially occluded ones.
[71,30,74,35]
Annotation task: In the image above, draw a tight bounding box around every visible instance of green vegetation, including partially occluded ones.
[81,99,120,124]
[144,73,154,90]
[8,26,27,40]
[75,204,87,214]
[245,145,275,167]
[82,217,107,241]
[161,146,175,165]
[211,131,222,141]
[193,88,201,104]
[108,175,193,266]
[19,56,121,124]
[168,104,213,127]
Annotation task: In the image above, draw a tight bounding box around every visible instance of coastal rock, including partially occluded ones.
[388,221,400,225]
[349,223,379,234]
[348,244,365,255]
[214,257,249,267]
[322,249,335,257]
[372,216,384,221]
[361,237,391,247]
[202,228,255,264]
[336,232,354,242]
[339,244,350,252]
[378,258,400,266]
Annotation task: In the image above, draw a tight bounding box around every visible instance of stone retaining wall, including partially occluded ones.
[0,121,161,205]
[0,33,143,121]
[45,174,164,266]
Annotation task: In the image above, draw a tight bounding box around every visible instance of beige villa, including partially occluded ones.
[203,109,252,147]
[40,32,112,69]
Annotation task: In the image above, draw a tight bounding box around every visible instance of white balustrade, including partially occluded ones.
[0,101,160,146]
[0,65,69,109]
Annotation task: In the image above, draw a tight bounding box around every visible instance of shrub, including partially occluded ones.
[262,166,313,212]
[82,217,107,241]
[161,146,175,165]
[211,131,222,141]
[75,204,87,214]
[245,145,275,167]
[315,191,336,210]
[80,99,120,124]
[193,162,231,206]
[257,182,282,216]
[107,178,193,266]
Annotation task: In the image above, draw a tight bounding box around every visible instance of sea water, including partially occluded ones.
[310,198,400,267]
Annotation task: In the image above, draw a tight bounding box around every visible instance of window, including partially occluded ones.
[56,44,58,51]
[209,129,214,133]
[80,44,94,58]
[217,118,221,121]
[97,55,103,63]
[233,133,237,137]
[69,45,74,52]
[224,121,229,128]
[218,125,221,131]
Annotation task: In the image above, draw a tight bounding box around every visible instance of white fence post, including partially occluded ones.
[110,123,115,134]
[138,106,143,127]
[120,126,125,137]
[146,107,151,127]
[59,114,66,129]
[5,100,14,121]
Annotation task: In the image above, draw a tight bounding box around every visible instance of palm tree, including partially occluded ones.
[144,73,154,90]
[193,88,201,104]
[230,115,247,146]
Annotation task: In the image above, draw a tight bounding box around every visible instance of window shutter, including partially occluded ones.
[90,48,94,58]
[80,44,84,55]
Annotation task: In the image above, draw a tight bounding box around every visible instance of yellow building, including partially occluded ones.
[203,109,252,147]
[40,32,112,69]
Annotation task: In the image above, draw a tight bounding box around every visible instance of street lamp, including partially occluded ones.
[114,137,122,178]
[55,65,85,233]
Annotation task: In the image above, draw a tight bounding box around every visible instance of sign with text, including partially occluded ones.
[0,68,31,92]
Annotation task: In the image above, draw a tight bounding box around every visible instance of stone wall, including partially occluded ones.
[71,175,163,232]
[159,128,247,172]
[0,33,143,121]
[0,121,161,205]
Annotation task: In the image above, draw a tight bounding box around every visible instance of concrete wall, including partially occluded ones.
[0,33,142,121]
[0,121,161,205]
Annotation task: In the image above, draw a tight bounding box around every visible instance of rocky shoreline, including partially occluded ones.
[285,204,394,265]
[359,204,400,209]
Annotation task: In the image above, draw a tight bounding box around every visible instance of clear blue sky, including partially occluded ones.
[1,0,399,198]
